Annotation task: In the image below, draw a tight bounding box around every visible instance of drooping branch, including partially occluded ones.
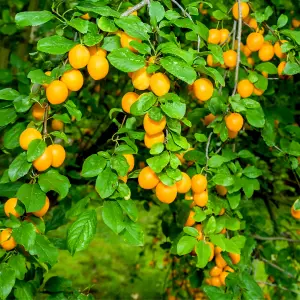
[256,281,300,295]
[253,235,300,243]
[260,257,295,278]
[121,0,149,17]
[232,0,243,96]
[170,0,201,52]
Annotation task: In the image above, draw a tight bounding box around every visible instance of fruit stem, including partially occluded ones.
[43,103,49,136]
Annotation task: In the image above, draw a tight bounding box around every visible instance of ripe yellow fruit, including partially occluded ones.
[132,67,151,90]
[194,190,208,207]
[19,128,42,150]
[48,144,66,168]
[88,46,107,57]
[155,182,177,204]
[121,92,139,114]
[46,80,68,105]
[61,69,84,91]
[33,196,50,217]
[258,42,275,62]
[207,242,214,261]
[68,44,90,69]
[33,147,53,172]
[278,61,286,77]
[248,18,258,30]
[207,54,219,67]
[191,174,207,194]
[4,198,20,218]
[143,113,166,135]
[208,29,221,44]
[223,50,237,68]
[228,130,238,139]
[185,211,195,226]
[203,113,216,126]
[87,56,109,80]
[253,87,264,96]
[220,271,229,285]
[246,33,264,52]
[144,132,165,149]
[243,45,252,57]
[51,119,64,131]
[237,79,254,98]
[0,228,17,251]
[176,172,192,194]
[120,32,141,52]
[81,13,90,20]
[193,78,214,102]
[149,73,170,96]
[215,254,227,268]
[219,29,230,44]
[274,40,287,59]
[209,266,222,277]
[138,166,159,189]
[225,113,244,132]
[216,185,227,196]
[229,252,241,264]
[123,154,135,172]
[32,103,47,120]
[232,2,250,20]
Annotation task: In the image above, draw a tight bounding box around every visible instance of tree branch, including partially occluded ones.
[260,257,295,278]
[170,0,201,51]
[121,0,148,17]
[232,0,243,96]
[253,234,300,243]
[231,21,237,49]
[43,103,49,136]
[256,281,300,295]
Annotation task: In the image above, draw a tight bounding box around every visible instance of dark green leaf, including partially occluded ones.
[37,36,76,55]
[95,167,118,198]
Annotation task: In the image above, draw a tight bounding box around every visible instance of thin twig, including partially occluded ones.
[253,235,300,243]
[43,104,49,136]
[170,0,201,52]
[232,0,242,96]
[263,22,277,36]
[205,132,213,170]
[256,281,300,295]
[231,21,237,49]
[260,257,295,278]
[121,0,148,17]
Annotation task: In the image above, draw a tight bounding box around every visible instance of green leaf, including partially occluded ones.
[4,122,26,149]
[8,152,31,182]
[212,10,229,21]
[68,18,89,34]
[160,56,197,84]
[194,21,209,41]
[53,113,71,123]
[66,197,90,219]
[13,95,31,113]
[149,1,165,23]
[15,11,54,27]
[50,131,68,143]
[160,97,186,119]
[0,108,17,126]
[77,5,120,18]
[37,36,76,55]
[130,92,157,116]
[97,16,117,32]
[38,169,71,199]
[44,276,72,293]
[64,100,82,121]
[29,234,58,266]
[12,222,36,250]
[27,69,53,84]
[67,210,97,255]
[8,255,27,280]
[227,192,241,209]
[0,264,16,300]
[102,201,125,234]
[262,118,276,147]
[177,236,197,255]
[102,36,121,51]
[0,88,19,100]
[107,48,145,72]
[120,218,144,246]
[208,44,224,64]
[212,173,234,186]
[16,183,46,213]
[210,234,227,250]
[225,217,240,231]
[203,286,230,300]
[0,182,23,198]
[158,42,193,65]
[204,216,216,235]
[194,207,207,222]
[254,74,268,90]
[277,14,288,28]
[117,199,138,222]
[111,155,129,176]
[150,142,164,155]
[243,166,262,178]
[130,41,151,55]
[95,167,118,199]
[246,107,265,128]
[14,281,34,300]
[115,16,150,40]
[240,272,264,300]
[208,155,229,168]
[146,151,170,173]
[195,240,211,268]
[254,63,277,75]
[242,177,260,198]
[27,139,46,162]
[81,154,107,178]
[83,32,104,47]
[283,62,300,75]
[183,226,199,237]
[281,29,300,45]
